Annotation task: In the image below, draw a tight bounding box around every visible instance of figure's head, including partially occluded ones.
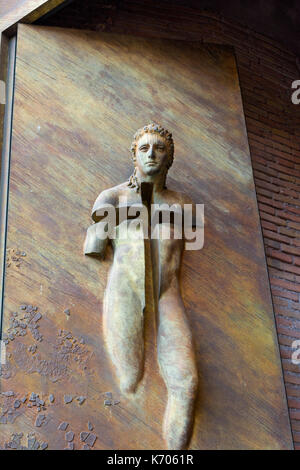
[130,123,174,177]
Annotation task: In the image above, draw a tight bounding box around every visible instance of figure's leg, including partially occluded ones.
[103,272,144,394]
[157,285,198,450]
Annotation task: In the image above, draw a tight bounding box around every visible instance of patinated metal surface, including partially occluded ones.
[0,25,292,449]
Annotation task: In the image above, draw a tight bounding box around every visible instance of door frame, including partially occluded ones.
[0,1,69,337]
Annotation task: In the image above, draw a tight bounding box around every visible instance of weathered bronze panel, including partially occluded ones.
[0,24,292,449]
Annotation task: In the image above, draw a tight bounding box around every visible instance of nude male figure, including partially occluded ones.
[84,123,198,449]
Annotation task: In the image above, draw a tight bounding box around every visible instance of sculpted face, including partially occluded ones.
[135,133,169,177]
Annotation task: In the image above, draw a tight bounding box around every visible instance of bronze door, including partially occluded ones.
[0,24,292,450]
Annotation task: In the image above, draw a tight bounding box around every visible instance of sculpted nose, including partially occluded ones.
[149,146,155,159]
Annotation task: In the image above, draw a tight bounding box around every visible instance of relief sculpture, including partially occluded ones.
[84,123,199,449]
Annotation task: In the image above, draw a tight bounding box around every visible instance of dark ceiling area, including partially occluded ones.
[36,0,300,56]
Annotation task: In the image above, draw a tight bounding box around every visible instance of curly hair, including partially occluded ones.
[128,123,174,192]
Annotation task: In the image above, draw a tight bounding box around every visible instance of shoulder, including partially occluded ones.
[93,184,122,207]
[91,182,139,221]
[91,182,127,221]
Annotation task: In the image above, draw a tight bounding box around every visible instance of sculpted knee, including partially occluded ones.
[181,370,198,397]
[168,366,198,398]
[119,367,142,394]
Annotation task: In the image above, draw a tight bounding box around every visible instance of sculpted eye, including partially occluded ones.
[139,145,149,152]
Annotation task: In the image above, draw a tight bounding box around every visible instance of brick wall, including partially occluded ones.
[36,0,300,447]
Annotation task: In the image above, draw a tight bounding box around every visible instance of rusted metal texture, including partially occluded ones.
[0,24,292,450]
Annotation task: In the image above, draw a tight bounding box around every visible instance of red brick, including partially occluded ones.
[277,211,300,224]
[268,257,300,275]
[290,221,300,232]
[291,419,300,431]
[260,212,286,226]
[271,287,299,301]
[279,227,299,238]
[261,220,277,232]
[265,238,280,249]
[252,153,272,167]
[274,193,299,204]
[276,157,295,169]
[293,434,300,444]
[270,267,295,281]
[281,360,300,373]
[277,172,298,186]
[281,188,300,199]
[276,316,296,328]
[288,207,300,217]
[273,296,290,307]
[292,410,300,420]
[258,203,275,215]
[266,248,293,263]
[262,229,291,244]
[271,277,300,293]
[285,373,300,385]
[279,335,298,347]
[272,177,300,192]
[255,180,280,193]
[281,244,300,256]
[256,186,274,199]
[286,385,300,398]
[254,170,273,184]
[280,346,293,359]
[275,307,300,321]
[277,325,300,338]
[257,195,284,210]
[273,139,297,154]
